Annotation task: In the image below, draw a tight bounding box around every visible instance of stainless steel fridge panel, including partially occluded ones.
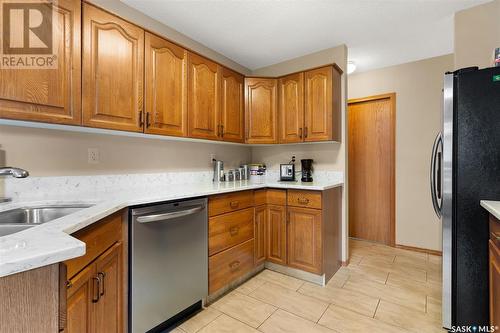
[442,73,454,329]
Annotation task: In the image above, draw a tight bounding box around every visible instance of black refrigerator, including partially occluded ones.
[430,66,500,329]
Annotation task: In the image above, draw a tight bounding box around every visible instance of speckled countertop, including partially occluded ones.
[481,200,500,221]
[0,179,343,277]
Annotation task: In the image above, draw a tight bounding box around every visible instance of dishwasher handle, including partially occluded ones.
[136,205,205,224]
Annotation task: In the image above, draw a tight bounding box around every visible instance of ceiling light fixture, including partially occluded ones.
[347,61,357,74]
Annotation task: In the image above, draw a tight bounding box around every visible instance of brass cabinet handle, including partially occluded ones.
[298,197,310,205]
[92,276,101,303]
[304,126,308,138]
[66,280,72,289]
[98,272,106,297]
[229,201,239,208]
[146,112,151,128]
[299,128,303,139]
[229,226,239,236]
[229,260,240,271]
[221,125,224,138]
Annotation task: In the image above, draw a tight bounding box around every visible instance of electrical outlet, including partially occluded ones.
[210,153,216,163]
[88,148,100,164]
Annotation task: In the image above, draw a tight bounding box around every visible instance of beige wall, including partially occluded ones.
[251,45,349,260]
[88,0,251,75]
[454,0,500,69]
[0,126,251,176]
[348,54,454,251]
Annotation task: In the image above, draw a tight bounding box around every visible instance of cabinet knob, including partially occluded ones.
[229,260,240,271]
[230,201,239,208]
[229,226,239,236]
[298,197,310,205]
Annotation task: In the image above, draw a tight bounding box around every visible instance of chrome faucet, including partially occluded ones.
[0,167,29,178]
[0,167,29,203]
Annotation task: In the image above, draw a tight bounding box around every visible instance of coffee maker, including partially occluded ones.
[301,159,313,182]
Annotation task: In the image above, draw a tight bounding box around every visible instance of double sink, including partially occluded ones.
[0,204,93,237]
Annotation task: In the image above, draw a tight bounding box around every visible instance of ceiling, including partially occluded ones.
[122,0,489,72]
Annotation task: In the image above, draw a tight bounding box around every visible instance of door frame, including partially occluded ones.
[347,93,396,246]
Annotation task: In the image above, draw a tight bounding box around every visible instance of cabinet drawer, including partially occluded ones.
[287,190,322,209]
[65,212,122,279]
[255,189,286,206]
[209,239,254,294]
[209,190,254,216]
[209,208,254,256]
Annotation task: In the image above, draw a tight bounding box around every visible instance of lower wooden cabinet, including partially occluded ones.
[490,237,500,326]
[267,205,287,265]
[66,242,123,333]
[209,239,254,294]
[67,264,95,333]
[287,207,322,274]
[254,205,267,265]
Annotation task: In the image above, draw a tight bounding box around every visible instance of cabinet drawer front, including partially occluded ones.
[287,190,322,209]
[65,212,122,279]
[209,239,254,294]
[209,191,254,216]
[209,208,254,255]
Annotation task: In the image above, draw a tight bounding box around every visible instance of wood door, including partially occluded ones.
[0,0,81,125]
[82,4,144,132]
[66,264,96,333]
[490,240,500,326]
[279,73,304,143]
[245,78,278,144]
[254,205,267,265]
[267,205,287,265]
[188,52,220,140]
[144,32,187,137]
[221,67,245,142]
[304,66,334,142]
[94,242,123,333]
[287,207,322,274]
[348,93,395,245]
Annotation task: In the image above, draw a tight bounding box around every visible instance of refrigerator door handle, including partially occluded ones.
[430,132,443,218]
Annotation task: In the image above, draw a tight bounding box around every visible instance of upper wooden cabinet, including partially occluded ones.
[82,4,144,132]
[304,66,341,142]
[144,33,187,137]
[221,68,245,142]
[279,73,304,143]
[245,78,278,144]
[188,53,220,140]
[0,0,81,125]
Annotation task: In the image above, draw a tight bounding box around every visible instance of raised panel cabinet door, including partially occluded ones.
[254,205,267,265]
[82,4,144,132]
[266,205,287,265]
[279,72,304,143]
[304,66,333,142]
[0,0,81,124]
[188,52,220,140]
[245,78,278,144]
[287,207,322,274]
[145,32,187,137]
[490,240,500,327]
[66,264,96,333]
[94,242,123,333]
[221,67,245,142]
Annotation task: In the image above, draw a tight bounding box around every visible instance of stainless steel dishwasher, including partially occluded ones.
[129,198,208,333]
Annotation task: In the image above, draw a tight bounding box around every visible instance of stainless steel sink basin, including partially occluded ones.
[0,204,93,237]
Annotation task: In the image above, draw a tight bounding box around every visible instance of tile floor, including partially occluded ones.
[172,239,446,333]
